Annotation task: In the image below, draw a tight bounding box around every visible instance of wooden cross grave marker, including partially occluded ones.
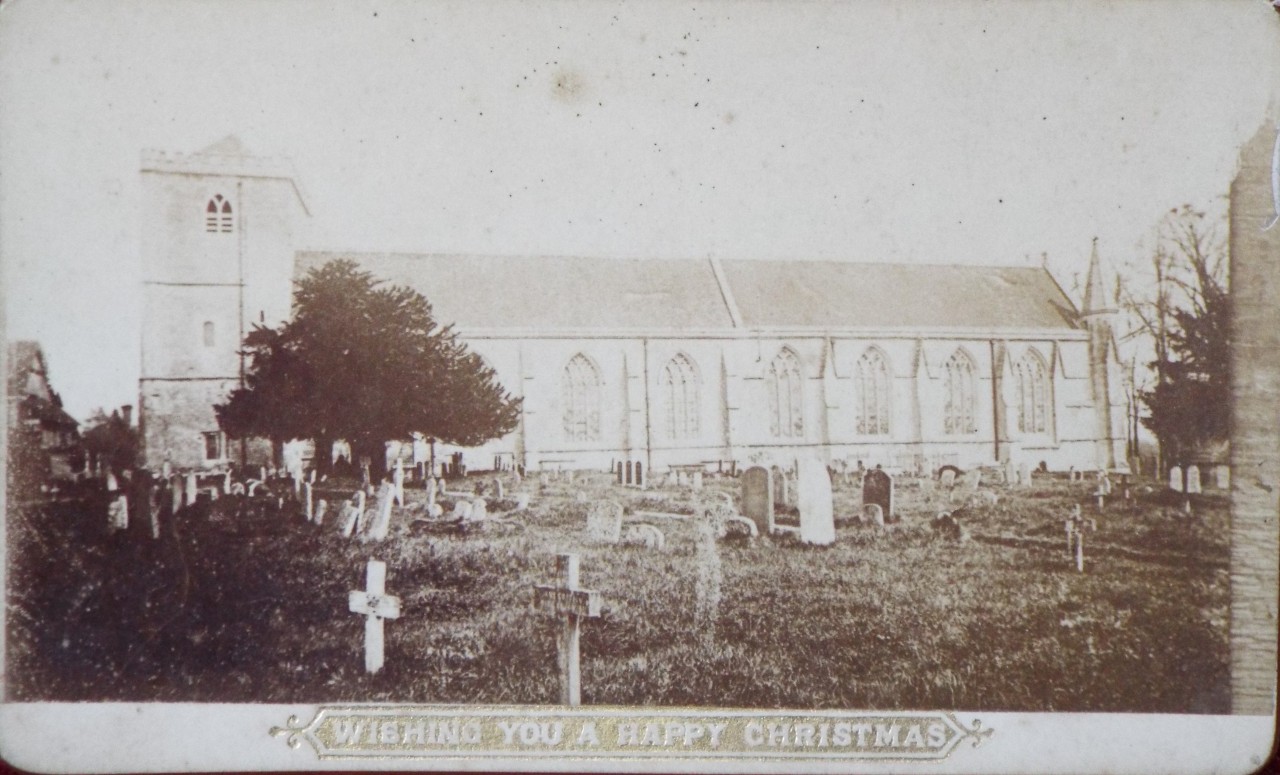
[533,553,602,706]
[1065,505,1098,573]
[348,559,401,674]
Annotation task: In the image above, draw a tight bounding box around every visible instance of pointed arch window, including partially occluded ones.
[1015,349,1050,434]
[205,194,233,233]
[944,349,978,435]
[855,348,891,435]
[661,353,700,440]
[562,354,601,442]
[767,347,804,438]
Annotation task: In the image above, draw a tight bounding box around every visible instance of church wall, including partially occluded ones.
[140,377,271,469]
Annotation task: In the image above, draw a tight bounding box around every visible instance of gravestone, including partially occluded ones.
[425,476,438,506]
[795,459,835,545]
[161,461,171,480]
[862,468,894,520]
[964,470,982,490]
[862,502,885,527]
[515,492,531,511]
[493,477,504,500]
[469,498,488,521]
[340,491,366,538]
[315,499,329,525]
[1214,465,1230,490]
[304,482,314,521]
[393,462,405,507]
[939,469,957,490]
[585,500,623,544]
[1186,465,1202,494]
[621,523,665,549]
[450,500,473,520]
[740,467,774,535]
[677,471,688,487]
[348,559,401,673]
[170,475,183,514]
[1018,462,1031,487]
[223,471,232,494]
[185,472,198,506]
[365,482,395,541]
[533,554,602,706]
[1169,466,1184,492]
[691,471,703,491]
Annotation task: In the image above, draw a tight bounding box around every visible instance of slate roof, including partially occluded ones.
[294,253,1081,332]
[295,253,736,330]
[719,260,1080,330]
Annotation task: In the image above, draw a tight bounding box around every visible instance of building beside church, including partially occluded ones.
[139,138,1129,475]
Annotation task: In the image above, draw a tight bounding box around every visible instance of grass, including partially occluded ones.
[6,470,1229,712]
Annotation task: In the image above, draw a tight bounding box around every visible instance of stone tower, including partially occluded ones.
[138,137,308,469]
[1079,238,1125,471]
[1228,115,1279,716]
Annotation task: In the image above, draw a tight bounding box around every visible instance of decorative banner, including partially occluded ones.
[271,706,993,762]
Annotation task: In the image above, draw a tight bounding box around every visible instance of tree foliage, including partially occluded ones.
[215,260,521,466]
[1120,206,1230,467]
[81,407,140,474]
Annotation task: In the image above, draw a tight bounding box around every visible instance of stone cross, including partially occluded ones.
[533,554,602,706]
[348,559,401,674]
[1065,505,1097,572]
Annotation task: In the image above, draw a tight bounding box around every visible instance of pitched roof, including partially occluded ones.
[294,253,1081,332]
[295,253,737,330]
[719,260,1081,330]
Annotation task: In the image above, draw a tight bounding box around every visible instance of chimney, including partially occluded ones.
[121,404,133,427]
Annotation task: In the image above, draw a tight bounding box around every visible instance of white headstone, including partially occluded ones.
[691,471,704,491]
[796,459,835,545]
[1214,465,1230,490]
[469,498,488,521]
[365,482,395,541]
[393,461,405,507]
[451,500,473,520]
[1186,465,1202,494]
[515,492,531,511]
[1169,466,1184,492]
[304,482,314,521]
[585,500,624,544]
[939,469,957,489]
[315,499,329,525]
[185,472,198,506]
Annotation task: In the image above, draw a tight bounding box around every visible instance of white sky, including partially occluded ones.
[1,0,1277,420]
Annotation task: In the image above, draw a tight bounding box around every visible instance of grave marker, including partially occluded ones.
[315,499,329,525]
[862,467,894,521]
[304,482,314,521]
[393,461,406,507]
[532,554,602,706]
[348,559,401,674]
[1169,466,1184,492]
[365,482,395,541]
[185,472,198,506]
[1019,462,1031,488]
[1214,465,1230,490]
[740,466,774,535]
[691,471,703,491]
[796,458,835,545]
[1065,505,1098,572]
[493,477,504,500]
[939,469,957,490]
[1186,465,1202,494]
[585,501,623,544]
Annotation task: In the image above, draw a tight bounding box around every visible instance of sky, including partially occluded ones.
[1,0,1277,421]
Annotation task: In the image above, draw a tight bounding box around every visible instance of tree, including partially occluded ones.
[81,407,140,474]
[1119,206,1230,470]
[215,260,521,471]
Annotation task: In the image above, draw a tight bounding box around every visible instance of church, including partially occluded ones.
[139,138,1130,476]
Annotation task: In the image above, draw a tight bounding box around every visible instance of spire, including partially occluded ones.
[1082,237,1115,316]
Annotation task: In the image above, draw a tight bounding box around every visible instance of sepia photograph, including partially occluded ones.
[0,0,1276,772]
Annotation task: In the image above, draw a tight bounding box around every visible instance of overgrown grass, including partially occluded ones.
[6,471,1228,711]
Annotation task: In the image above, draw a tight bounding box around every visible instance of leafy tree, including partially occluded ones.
[216,260,520,471]
[1120,206,1229,469]
[81,407,140,474]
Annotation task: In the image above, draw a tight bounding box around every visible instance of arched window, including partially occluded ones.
[855,348,891,435]
[944,349,977,435]
[661,353,700,440]
[205,194,233,233]
[562,354,601,442]
[1014,349,1050,434]
[767,347,804,438]
[202,321,215,348]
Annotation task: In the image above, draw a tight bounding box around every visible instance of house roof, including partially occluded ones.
[293,253,1082,333]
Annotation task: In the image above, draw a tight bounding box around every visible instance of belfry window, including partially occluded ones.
[944,349,978,435]
[562,354,601,442]
[205,194,233,233]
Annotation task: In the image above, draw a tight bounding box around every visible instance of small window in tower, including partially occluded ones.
[202,321,215,348]
[202,431,225,461]
[205,194,233,233]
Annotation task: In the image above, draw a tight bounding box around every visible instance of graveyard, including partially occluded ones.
[7,463,1228,713]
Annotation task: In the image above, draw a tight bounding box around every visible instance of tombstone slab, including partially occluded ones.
[862,468,894,521]
[796,459,835,545]
[1186,465,1202,494]
[740,467,774,535]
[1169,466,1184,492]
[585,500,624,544]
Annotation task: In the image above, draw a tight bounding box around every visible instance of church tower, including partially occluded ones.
[138,137,308,469]
[1079,238,1124,471]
